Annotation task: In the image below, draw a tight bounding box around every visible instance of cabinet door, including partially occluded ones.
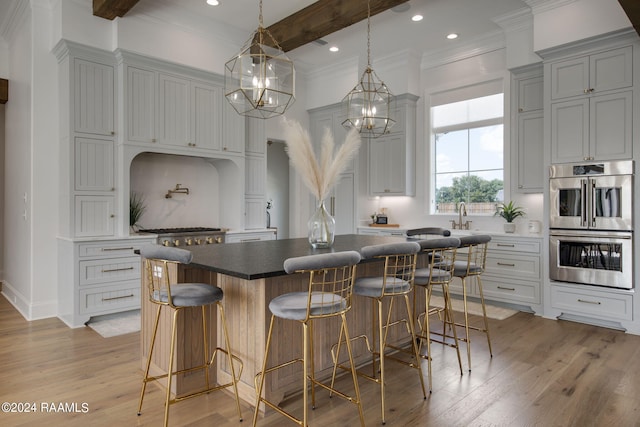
[74,59,114,136]
[590,46,633,93]
[550,56,589,100]
[331,173,355,235]
[516,112,543,192]
[157,73,190,146]
[127,66,155,143]
[75,137,114,192]
[192,81,222,150]
[246,118,266,155]
[244,197,265,229]
[222,101,245,153]
[75,196,114,237]
[517,76,543,112]
[369,132,405,195]
[246,155,266,196]
[590,91,632,161]
[551,98,589,163]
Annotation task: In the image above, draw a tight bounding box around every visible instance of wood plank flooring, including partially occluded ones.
[2,295,640,426]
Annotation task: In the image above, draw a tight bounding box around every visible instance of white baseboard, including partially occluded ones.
[1,280,58,321]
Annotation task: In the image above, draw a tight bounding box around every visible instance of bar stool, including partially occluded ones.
[412,237,463,392]
[137,245,243,427]
[406,227,452,238]
[338,241,426,425]
[453,234,493,371]
[252,251,365,427]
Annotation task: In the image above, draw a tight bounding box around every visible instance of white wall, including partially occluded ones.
[2,4,32,317]
[532,0,631,52]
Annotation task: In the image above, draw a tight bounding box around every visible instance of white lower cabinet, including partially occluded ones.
[58,236,155,328]
[450,235,543,314]
[225,230,276,243]
[551,283,633,322]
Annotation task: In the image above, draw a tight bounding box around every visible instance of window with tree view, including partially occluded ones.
[431,92,504,215]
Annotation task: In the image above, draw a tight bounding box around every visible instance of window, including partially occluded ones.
[431,92,504,215]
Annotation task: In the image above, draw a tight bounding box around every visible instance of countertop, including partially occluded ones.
[186,234,407,280]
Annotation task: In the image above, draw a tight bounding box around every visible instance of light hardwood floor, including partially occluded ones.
[2,295,640,427]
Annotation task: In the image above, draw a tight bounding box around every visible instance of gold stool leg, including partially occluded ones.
[443,284,463,375]
[309,319,317,410]
[461,278,472,371]
[341,312,366,427]
[476,276,493,357]
[403,293,427,399]
[202,305,211,391]
[377,298,386,424]
[424,286,433,393]
[138,304,162,416]
[164,308,180,427]
[302,322,309,427]
[252,315,276,427]
[218,302,243,421]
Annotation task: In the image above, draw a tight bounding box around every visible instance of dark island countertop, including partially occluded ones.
[186,234,408,280]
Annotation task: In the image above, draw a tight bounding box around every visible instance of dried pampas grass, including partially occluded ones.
[281,118,361,201]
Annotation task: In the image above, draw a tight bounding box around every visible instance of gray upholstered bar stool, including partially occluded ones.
[137,245,243,427]
[453,234,493,371]
[412,237,463,392]
[337,241,426,425]
[252,251,365,427]
[406,227,452,239]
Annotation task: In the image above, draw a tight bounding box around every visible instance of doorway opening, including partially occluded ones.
[267,139,290,239]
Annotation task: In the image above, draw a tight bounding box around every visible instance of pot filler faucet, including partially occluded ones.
[451,201,471,230]
[165,184,190,198]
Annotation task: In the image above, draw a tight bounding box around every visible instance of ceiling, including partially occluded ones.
[1,0,637,72]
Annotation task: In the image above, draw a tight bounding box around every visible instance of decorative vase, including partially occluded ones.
[308,200,336,248]
[504,222,516,233]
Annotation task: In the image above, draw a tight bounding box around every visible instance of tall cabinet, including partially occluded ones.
[308,104,357,235]
[511,64,544,193]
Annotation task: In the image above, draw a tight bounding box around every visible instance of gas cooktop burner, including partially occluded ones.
[139,227,222,234]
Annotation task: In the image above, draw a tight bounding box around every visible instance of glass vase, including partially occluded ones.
[308,199,336,248]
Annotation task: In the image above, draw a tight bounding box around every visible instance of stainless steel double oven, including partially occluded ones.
[549,161,634,289]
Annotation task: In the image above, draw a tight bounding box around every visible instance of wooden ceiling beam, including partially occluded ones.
[93,0,140,20]
[0,79,7,104]
[619,0,640,36]
[265,0,410,52]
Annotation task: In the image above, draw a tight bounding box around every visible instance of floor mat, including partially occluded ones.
[86,309,140,338]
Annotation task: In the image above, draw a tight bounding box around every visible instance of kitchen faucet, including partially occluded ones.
[451,201,471,230]
[165,184,190,198]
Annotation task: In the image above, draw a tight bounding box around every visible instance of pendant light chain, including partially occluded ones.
[366,0,371,68]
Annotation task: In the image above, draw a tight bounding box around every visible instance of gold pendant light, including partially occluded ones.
[342,0,395,137]
[224,0,295,119]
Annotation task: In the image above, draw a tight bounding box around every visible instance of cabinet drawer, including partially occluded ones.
[225,231,276,243]
[79,239,153,257]
[551,285,632,321]
[79,283,140,314]
[488,239,540,254]
[485,253,540,280]
[482,275,539,305]
[79,257,141,286]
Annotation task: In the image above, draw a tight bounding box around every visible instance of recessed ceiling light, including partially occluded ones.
[411,14,423,22]
[206,0,220,6]
[329,46,339,52]
[447,33,459,40]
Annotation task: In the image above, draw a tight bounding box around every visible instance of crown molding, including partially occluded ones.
[493,7,534,33]
[421,30,505,70]
[524,0,579,15]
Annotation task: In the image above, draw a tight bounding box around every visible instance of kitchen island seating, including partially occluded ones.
[137,245,243,427]
[252,251,365,427]
[406,227,452,238]
[411,237,463,392]
[454,234,493,371]
[337,241,426,425]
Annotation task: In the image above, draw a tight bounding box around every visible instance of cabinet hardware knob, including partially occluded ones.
[110,131,115,136]
[152,138,156,143]
[518,108,523,113]
[110,214,115,218]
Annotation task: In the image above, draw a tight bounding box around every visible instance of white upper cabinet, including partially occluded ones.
[157,72,190,147]
[74,58,114,136]
[126,66,156,143]
[222,100,245,153]
[368,94,417,196]
[512,67,543,193]
[192,81,222,151]
[548,43,634,163]
[550,46,632,100]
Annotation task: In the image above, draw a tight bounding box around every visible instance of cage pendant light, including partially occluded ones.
[224,0,295,119]
[342,0,395,137]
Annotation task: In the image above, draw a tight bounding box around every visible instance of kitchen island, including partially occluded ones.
[139,234,422,408]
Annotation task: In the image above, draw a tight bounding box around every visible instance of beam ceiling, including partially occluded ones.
[0,79,7,104]
[93,0,140,20]
[618,0,640,37]
[265,0,410,52]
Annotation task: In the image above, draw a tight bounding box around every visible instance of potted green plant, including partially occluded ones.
[495,201,525,233]
[130,191,146,233]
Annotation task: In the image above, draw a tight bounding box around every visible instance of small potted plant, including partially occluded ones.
[495,201,525,233]
[130,191,146,233]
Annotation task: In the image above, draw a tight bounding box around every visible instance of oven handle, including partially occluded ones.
[550,232,632,240]
[589,178,597,228]
[580,178,588,227]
